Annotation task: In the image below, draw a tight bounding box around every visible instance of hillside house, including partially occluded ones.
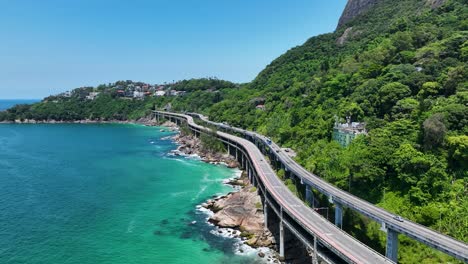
[256,104,266,111]
[86,92,100,100]
[332,117,367,146]
[133,91,145,98]
[155,91,166,97]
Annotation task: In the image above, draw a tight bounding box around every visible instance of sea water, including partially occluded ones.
[0,124,263,264]
[0,99,40,111]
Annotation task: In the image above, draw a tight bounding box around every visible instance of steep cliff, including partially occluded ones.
[337,0,381,29]
[337,0,448,29]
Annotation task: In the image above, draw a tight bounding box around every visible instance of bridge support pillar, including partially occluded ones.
[241,154,245,169]
[305,185,314,207]
[279,220,285,258]
[312,236,318,264]
[235,148,238,161]
[386,229,398,262]
[264,202,268,228]
[334,204,343,228]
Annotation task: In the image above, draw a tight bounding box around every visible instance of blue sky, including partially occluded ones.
[0,0,347,99]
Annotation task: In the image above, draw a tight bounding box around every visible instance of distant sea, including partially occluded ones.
[0,124,262,263]
[0,99,41,111]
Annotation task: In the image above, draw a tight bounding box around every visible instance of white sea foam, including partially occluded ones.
[209,226,277,263]
[192,185,208,201]
[196,206,214,220]
[196,204,277,263]
[170,191,188,197]
[126,219,136,233]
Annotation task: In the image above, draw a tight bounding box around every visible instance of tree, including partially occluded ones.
[378,82,412,115]
[446,135,468,172]
[418,82,442,98]
[423,114,447,150]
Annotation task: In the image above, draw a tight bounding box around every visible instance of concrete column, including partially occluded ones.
[312,236,318,264]
[264,202,268,228]
[235,148,238,160]
[279,220,285,258]
[335,204,343,228]
[306,185,314,207]
[241,154,244,169]
[386,229,398,262]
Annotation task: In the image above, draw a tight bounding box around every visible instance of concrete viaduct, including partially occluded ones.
[154,111,468,264]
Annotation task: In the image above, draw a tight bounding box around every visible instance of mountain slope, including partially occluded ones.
[2,1,466,262]
[337,0,381,29]
[203,0,467,262]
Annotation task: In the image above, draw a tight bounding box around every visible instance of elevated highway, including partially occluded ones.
[154,111,392,264]
[187,112,468,263]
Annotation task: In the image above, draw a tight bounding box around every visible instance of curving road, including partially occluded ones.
[156,111,392,264]
[190,113,468,263]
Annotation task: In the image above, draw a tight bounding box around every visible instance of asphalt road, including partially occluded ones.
[192,113,468,263]
[157,111,393,264]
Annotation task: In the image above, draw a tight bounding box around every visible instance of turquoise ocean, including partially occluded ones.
[0,99,41,111]
[0,123,261,263]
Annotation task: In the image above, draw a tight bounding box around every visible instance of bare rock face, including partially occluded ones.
[206,185,276,248]
[336,27,363,46]
[337,0,447,30]
[337,0,381,29]
[209,186,264,231]
[426,0,447,9]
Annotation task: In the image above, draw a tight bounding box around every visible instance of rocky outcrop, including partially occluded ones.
[426,0,447,9]
[337,0,381,29]
[336,27,363,46]
[166,123,276,258]
[337,0,448,30]
[173,133,239,168]
[203,178,276,249]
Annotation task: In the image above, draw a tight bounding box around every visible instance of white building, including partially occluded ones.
[155,91,166,97]
[133,91,145,98]
[86,92,100,100]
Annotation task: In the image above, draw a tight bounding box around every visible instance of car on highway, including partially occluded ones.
[393,215,404,222]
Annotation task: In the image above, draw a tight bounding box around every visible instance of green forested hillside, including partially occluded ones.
[171,1,468,262]
[1,0,466,262]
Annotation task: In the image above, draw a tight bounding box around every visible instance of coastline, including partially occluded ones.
[164,120,280,263]
[0,116,159,126]
[3,117,281,262]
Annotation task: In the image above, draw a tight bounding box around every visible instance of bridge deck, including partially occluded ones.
[157,111,392,264]
[191,112,468,263]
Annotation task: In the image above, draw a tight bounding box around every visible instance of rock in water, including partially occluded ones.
[208,182,275,248]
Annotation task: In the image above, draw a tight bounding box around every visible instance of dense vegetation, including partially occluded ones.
[165,1,468,262]
[171,78,237,92]
[1,0,466,262]
[0,92,152,121]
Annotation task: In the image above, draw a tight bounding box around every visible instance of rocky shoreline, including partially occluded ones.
[4,117,280,261]
[167,122,280,262]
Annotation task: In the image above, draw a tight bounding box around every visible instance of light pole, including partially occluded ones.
[314,207,329,220]
[439,205,442,232]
